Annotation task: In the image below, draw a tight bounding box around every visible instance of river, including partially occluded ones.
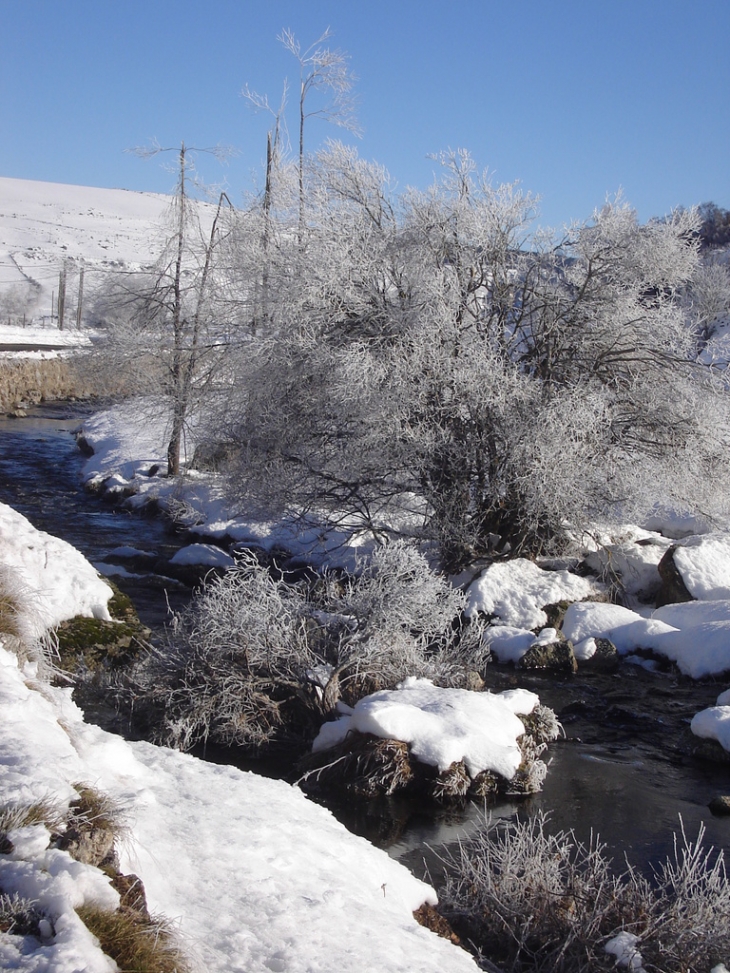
[1,402,729,882]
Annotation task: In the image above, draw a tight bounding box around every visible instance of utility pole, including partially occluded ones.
[76,264,85,328]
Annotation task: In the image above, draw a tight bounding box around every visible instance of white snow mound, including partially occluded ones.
[465,558,601,629]
[0,502,112,635]
[313,677,539,781]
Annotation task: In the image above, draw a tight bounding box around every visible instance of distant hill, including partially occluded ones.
[0,176,172,326]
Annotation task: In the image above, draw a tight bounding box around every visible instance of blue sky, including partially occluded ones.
[1,0,728,229]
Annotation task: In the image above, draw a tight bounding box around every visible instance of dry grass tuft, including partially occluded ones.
[77,905,191,973]
[0,589,21,639]
[433,761,471,803]
[70,783,126,835]
[0,797,66,849]
[298,732,415,797]
[0,893,49,937]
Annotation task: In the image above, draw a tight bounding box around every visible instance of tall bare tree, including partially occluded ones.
[94,141,235,476]
[277,27,360,239]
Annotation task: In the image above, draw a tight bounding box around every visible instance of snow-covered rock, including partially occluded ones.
[691,688,730,753]
[169,543,236,568]
[564,598,730,678]
[313,678,540,782]
[562,602,677,655]
[672,533,730,600]
[465,558,601,629]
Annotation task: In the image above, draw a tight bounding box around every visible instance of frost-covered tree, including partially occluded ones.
[91,143,237,475]
[224,149,730,570]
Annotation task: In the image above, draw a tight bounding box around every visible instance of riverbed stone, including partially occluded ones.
[580,637,619,674]
[709,795,730,816]
[518,637,578,673]
[656,546,694,607]
[688,734,730,765]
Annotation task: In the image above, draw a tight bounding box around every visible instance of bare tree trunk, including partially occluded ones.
[298,82,305,246]
[167,142,187,477]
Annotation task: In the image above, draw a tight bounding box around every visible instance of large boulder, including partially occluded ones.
[517,631,578,673]
[656,546,694,607]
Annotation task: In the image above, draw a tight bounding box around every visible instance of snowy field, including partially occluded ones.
[0,500,479,972]
[0,176,170,322]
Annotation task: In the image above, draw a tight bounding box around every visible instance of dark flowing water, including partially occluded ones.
[1,403,729,880]
[0,403,190,626]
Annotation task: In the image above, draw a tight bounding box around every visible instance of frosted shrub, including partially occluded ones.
[644,821,730,973]
[329,543,489,695]
[440,813,730,973]
[140,544,486,752]
[143,554,317,751]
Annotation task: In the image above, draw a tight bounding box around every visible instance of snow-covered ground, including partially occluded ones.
[0,176,170,325]
[80,398,377,570]
[0,501,478,972]
[0,502,112,638]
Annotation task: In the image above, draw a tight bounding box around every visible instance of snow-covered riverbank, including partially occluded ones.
[0,501,477,972]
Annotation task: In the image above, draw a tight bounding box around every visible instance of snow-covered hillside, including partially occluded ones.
[0,176,171,325]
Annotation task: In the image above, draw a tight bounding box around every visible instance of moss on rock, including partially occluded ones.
[55,615,150,677]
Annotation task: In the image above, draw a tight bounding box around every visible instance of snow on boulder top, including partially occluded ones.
[649,622,730,679]
[465,558,601,629]
[313,677,539,781]
[0,501,112,636]
[691,703,730,752]
[653,600,730,629]
[562,602,677,655]
[169,543,236,568]
[672,533,730,600]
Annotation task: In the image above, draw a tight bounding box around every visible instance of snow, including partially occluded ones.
[653,599,730,628]
[580,524,672,603]
[604,931,645,971]
[0,505,477,972]
[562,602,678,656]
[562,597,730,678]
[464,557,602,629]
[0,502,112,637]
[0,648,476,973]
[481,625,565,664]
[313,677,539,781]
[169,543,236,568]
[79,397,376,570]
[481,625,538,664]
[80,397,181,484]
[672,533,730,600]
[0,176,171,326]
[691,703,730,752]
[691,686,730,752]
